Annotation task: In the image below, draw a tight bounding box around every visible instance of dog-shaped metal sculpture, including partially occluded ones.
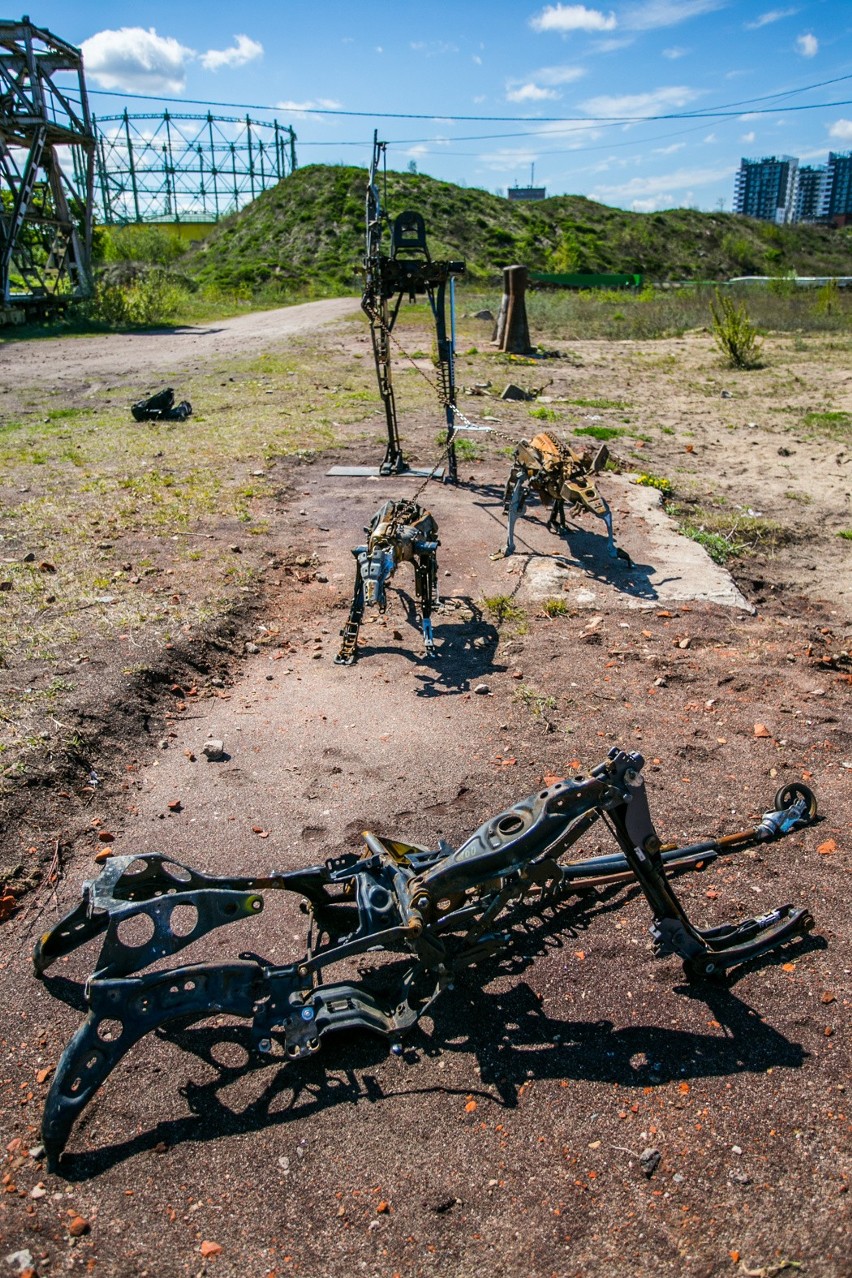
[497,430,630,564]
[335,498,440,664]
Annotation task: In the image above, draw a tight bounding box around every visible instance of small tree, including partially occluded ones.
[710,290,762,369]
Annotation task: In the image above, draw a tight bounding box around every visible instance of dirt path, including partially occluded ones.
[0,297,358,387]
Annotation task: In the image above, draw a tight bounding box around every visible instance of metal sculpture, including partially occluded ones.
[497,430,630,563]
[34,751,817,1169]
[362,132,465,478]
[0,18,95,309]
[131,388,192,422]
[335,498,440,664]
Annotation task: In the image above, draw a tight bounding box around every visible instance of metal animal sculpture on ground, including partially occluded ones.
[34,750,817,1169]
[335,498,440,664]
[497,430,631,563]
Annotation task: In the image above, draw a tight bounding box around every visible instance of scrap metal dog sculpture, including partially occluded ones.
[34,750,816,1168]
[335,498,440,664]
[498,430,630,563]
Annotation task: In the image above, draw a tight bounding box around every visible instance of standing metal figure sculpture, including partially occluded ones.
[33,750,818,1169]
[362,132,465,478]
[335,498,440,664]
[497,430,631,564]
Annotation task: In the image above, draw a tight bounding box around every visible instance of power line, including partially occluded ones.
[86,71,852,127]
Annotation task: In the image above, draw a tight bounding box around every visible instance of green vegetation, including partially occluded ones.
[710,291,763,369]
[634,473,673,495]
[482,594,525,625]
[837,529,852,541]
[541,597,569,617]
[670,504,788,564]
[565,397,630,410]
[184,164,852,294]
[574,425,625,441]
[529,405,559,421]
[801,409,852,438]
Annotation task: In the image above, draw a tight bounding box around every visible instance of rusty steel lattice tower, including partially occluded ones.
[94,111,297,224]
[0,16,95,308]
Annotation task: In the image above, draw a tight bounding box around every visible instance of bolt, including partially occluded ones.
[300,1005,315,1022]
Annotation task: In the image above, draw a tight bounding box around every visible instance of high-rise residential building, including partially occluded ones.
[794,165,831,223]
[826,152,852,219]
[733,156,798,223]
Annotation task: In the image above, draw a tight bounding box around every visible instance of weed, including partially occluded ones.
[837,529,852,541]
[802,409,851,438]
[634,473,673,495]
[566,397,630,410]
[784,490,812,504]
[710,291,762,369]
[482,594,525,625]
[437,431,481,460]
[574,425,624,441]
[516,684,558,718]
[529,406,559,421]
[542,597,569,617]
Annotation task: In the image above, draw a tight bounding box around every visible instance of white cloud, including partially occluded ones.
[621,1,725,31]
[796,32,818,56]
[276,97,342,121]
[478,146,540,172]
[81,26,264,91]
[535,63,587,84]
[505,63,585,101]
[703,132,717,142]
[744,7,798,29]
[530,4,617,34]
[580,84,700,117]
[199,34,262,71]
[662,45,688,57]
[653,141,686,153]
[81,26,193,92]
[829,118,852,141]
[590,162,729,200]
[410,40,460,55]
[472,54,483,64]
[507,82,561,101]
[741,130,756,142]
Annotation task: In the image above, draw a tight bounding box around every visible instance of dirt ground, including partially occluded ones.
[0,304,849,1278]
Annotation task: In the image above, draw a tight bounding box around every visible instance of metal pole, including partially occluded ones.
[246,115,255,201]
[207,114,220,221]
[123,109,141,222]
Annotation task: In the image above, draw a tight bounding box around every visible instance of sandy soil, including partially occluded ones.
[0,303,849,1278]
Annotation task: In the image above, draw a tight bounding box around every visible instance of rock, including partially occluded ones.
[245,641,260,654]
[315,573,329,583]
[720,390,732,398]
[28,1144,45,1160]
[501,383,533,402]
[202,739,226,762]
[199,1241,222,1258]
[639,1147,661,1178]
[473,683,491,695]
[4,1250,34,1274]
[229,544,242,553]
[68,1216,90,1237]
[472,309,494,321]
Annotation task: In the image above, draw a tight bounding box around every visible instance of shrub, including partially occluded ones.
[710,291,763,369]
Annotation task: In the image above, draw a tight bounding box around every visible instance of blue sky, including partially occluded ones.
[43,0,852,212]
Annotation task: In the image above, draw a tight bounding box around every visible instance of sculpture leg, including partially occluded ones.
[596,497,632,565]
[415,554,438,657]
[335,561,366,665]
[499,471,527,558]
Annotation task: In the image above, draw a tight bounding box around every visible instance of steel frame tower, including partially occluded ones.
[0,17,95,309]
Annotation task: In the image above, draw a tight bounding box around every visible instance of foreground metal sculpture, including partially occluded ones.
[497,430,630,563]
[335,498,440,664]
[34,750,816,1169]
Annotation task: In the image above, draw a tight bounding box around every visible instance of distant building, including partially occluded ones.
[794,165,830,223]
[826,151,852,220]
[733,155,798,223]
[507,185,546,202]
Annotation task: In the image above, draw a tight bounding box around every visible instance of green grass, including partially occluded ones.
[802,410,852,437]
[529,406,559,421]
[565,397,630,410]
[542,597,569,617]
[837,529,852,540]
[574,425,625,441]
[669,503,789,564]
